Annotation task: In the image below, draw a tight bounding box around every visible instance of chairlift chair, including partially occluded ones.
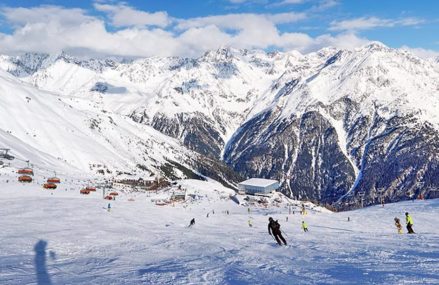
[43,183,57,189]
[18,168,34,175]
[18,175,33,183]
[47,172,61,183]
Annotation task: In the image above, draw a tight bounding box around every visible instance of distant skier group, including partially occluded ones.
[186,205,417,248]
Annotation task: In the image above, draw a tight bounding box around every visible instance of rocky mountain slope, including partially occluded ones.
[0,69,240,187]
[1,42,438,209]
[224,43,439,208]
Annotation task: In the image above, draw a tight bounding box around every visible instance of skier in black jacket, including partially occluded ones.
[268,217,287,246]
[188,218,195,227]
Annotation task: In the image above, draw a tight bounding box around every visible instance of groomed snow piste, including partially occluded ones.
[0,173,438,285]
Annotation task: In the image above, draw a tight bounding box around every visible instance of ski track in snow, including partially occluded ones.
[0,177,438,285]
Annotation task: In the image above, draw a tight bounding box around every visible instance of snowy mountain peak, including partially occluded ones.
[362,41,389,51]
[200,47,244,63]
[312,46,341,59]
[0,52,50,77]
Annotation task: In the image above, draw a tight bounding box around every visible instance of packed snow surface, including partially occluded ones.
[0,174,438,285]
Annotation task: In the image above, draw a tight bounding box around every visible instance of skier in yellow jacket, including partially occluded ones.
[405,212,415,234]
[302,221,309,232]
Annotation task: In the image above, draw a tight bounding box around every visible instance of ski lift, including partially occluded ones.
[0,148,15,160]
[47,177,61,183]
[18,160,33,175]
[43,183,57,189]
[18,168,34,175]
[18,175,33,183]
[86,186,96,192]
[80,189,90,195]
[47,172,61,184]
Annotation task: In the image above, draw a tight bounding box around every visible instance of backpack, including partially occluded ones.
[272,220,280,231]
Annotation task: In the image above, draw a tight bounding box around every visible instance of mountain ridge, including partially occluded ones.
[1,42,439,209]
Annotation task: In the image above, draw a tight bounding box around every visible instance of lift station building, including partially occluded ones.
[238,178,280,195]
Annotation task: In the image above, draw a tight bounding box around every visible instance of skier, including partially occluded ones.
[248,219,253,227]
[301,204,307,215]
[188,218,195,227]
[394,217,403,234]
[107,203,111,212]
[302,221,309,232]
[286,216,288,222]
[405,212,415,234]
[268,217,287,246]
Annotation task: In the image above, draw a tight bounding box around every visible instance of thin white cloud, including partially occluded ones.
[274,0,306,6]
[230,0,307,6]
[226,0,270,4]
[176,12,306,30]
[270,0,337,10]
[313,0,338,11]
[282,0,306,3]
[0,4,369,58]
[330,16,424,31]
[94,3,171,28]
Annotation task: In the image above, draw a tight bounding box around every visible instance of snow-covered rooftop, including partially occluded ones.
[238,178,279,187]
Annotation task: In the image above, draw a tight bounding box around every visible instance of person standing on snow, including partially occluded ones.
[268,217,287,246]
[394,217,403,234]
[302,221,309,232]
[301,204,307,215]
[405,212,415,234]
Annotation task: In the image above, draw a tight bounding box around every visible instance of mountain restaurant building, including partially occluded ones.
[238,178,280,195]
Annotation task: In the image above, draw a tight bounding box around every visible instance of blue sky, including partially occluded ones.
[0,0,437,58]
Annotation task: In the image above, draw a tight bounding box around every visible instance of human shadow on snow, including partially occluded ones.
[34,240,53,285]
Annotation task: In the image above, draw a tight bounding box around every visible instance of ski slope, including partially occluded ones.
[0,173,438,285]
[0,68,199,179]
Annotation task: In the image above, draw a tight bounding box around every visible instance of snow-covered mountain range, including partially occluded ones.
[1,42,438,209]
